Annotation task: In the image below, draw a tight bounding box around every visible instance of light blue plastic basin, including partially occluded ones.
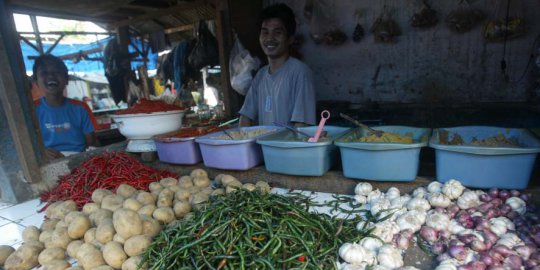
[430,126,540,189]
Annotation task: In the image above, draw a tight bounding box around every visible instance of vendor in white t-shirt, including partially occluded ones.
[238,3,316,127]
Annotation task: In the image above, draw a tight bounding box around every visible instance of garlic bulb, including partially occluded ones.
[377,244,404,269]
[357,220,375,231]
[398,267,420,270]
[370,198,391,216]
[427,181,443,194]
[412,187,427,198]
[385,187,400,201]
[396,210,425,232]
[496,233,523,248]
[428,193,451,208]
[489,217,515,236]
[391,195,411,208]
[505,197,526,215]
[339,243,369,265]
[372,220,400,243]
[426,211,450,231]
[355,183,373,196]
[458,229,484,242]
[367,190,383,203]
[355,195,367,204]
[456,190,480,210]
[388,207,408,221]
[341,262,368,270]
[406,197,431,212]
[448,220,466,234]
[370,266,390,270]
[359,237,383,252]
[442,179,465,200]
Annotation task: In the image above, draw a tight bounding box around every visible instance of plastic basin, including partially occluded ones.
[110,110,185,140]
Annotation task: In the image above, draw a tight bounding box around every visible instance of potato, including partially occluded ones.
[124,235,151,257]
[89,209,113,227]
[38,247,65,266]
[122,198,142,211]
[211,188,225,196]
[112,234,126,244]
[137,205,156,217]
[242,183,256,191]
[22,226,40,242]
[135,192,155,205]
[92,189,113,204]
[113,209,142,240]
[190,169,208,178]
[116,184,137,199]
[49,227,71,249]
[39,230,53,244]
[68,215,91,239]
[55,220,68,230]
[167,185,181,193]
[76,243,105,270]
[84,228,97,243]
[157,189,174,207]
[91,265,114,270]
[187,186,202,194]
[226,179,242,189]
[50,201,77,220]
[95,219,115,244]
[140,215,161,237]
[193,176,210,188]
[173,201,192,218]
[159,177,178,188]
[256,181,271,194]
[226,185,239,194]
[200,187,213,196]
[45,202,63,219]
[174,190,190,202]
[0,245,15,266]
[102,241,127,269]
[64,211,85,225]
[41,218,61,232]
[152,207,175,224]
[66,267,84,270]
[66,240,83,259]
[101,195,124,212]
[214,174,225,185]
[220,175,239,187]
[122,256,147,270]
[44,259,71,270]
[148,182,164,194]
[177,176,194,189]
[4,242,42,270]
[82,203,100,215]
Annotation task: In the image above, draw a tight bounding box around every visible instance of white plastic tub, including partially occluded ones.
[110,110,185,140]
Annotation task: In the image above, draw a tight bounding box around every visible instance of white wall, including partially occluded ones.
[265,0,540,105]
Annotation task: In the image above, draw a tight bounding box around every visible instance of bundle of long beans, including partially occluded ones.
[142,190,374,270]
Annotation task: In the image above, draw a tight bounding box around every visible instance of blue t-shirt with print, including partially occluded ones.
[35,97,95,152]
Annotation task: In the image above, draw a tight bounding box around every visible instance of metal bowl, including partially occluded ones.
[110,110,186,140]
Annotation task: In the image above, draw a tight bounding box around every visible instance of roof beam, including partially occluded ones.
[18,31,113,36]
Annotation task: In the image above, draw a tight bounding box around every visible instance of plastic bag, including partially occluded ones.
[229,35,261,96]
[371,7,401,43]
[484,0,525,42]
[188,21,220,70]
[446,1,484,33]
[410,1,438,28]
[352,10,365,43]
[309,0,347,46]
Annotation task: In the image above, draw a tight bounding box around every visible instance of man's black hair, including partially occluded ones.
[32,54,68,80]
[259,3,296,37]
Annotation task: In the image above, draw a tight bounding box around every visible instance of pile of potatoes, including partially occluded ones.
[2,169,270,270]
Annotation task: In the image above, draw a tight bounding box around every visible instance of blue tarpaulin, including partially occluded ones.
[21,36,158,74]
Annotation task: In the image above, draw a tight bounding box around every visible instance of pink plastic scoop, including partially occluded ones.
[308,110,330,142]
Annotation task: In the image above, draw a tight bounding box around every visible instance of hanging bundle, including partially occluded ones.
[446,1,484,33]
[371,6,401,43]
[352,10,365,43]
[309,0,347,46]
[410,0,438,28]
[484,0,525,42]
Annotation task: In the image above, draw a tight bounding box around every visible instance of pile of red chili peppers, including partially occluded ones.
[115,99,185,115]
[40,151,177,211]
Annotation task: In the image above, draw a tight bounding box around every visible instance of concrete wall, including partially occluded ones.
[265,0,540,105]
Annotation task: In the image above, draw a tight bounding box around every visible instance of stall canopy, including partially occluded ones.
[20,36,158,74]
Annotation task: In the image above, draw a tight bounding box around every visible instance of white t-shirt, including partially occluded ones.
[239,57,316,126]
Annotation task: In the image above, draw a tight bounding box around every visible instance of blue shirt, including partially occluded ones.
[35,97,96,152]
[239,57,316,126]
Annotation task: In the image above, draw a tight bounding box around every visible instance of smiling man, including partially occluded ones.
[33,54,98,160]
[238,3,316,127]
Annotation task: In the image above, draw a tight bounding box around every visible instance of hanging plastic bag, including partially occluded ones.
[371,6,401,43]
[229,35,261,96]
[188,20,220,70]
[484,0,525,42]
[410,0,438,28]
[446,1,484,33]
[309,0,347,46]
[352,10,365,43]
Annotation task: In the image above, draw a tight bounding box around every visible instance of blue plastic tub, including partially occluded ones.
[195,126,280,170]
[256,126,350,176]
[335,126,431,181]
[430,126,540,189]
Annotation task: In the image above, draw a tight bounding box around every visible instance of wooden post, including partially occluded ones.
[0,2,42,183]
[137,65,150,99]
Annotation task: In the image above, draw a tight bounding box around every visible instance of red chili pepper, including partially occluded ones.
[298,255,306,262]
[195,224,209,239]
[115,99,184,115]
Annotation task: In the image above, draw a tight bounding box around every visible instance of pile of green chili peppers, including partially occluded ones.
[141,189,375,270]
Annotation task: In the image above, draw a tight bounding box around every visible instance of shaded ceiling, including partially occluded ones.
[9,0,216,41]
